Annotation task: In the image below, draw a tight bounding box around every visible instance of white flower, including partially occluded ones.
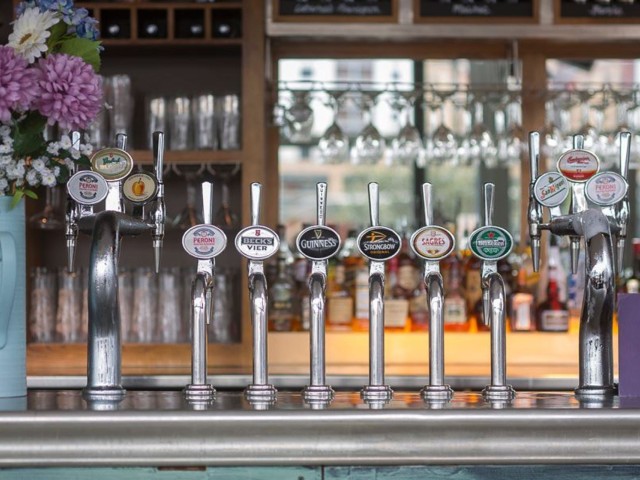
[53,166,60,176]
[15,178,24,187]
[25,169,39,186]
[47,142,60,155]
[59,135,72,150]
[8,8,59,64]
[0,155,12,167]
[63,158,74,170]
[41,171,56,187]
[0,145,11,155]
[31,158,46,172]
[80,143,93,156]
[70,148,81,160]
[0,179,8,193]
[0,126,10,138]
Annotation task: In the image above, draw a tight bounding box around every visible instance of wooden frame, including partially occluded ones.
[555,0,640,25]
[413,0,540,25]
[271,0,398,24]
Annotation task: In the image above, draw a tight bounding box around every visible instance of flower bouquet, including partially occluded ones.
[0,0,103,206]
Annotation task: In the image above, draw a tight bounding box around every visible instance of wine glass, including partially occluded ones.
[505,91,525,165]
[284,90,314,144]
[29,187,64,230]
[211,162,241,229]
[541,90,563,165]
[468,92,498,168]
[171,164,205,230]
[389,90,423,166]
[317,90,349,164]
[430,87,458,165]
[351,91,385,165]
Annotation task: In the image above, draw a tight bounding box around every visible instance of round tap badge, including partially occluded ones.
[410,226,455,261]
[67,170,109,205]
[357,227,401,262]
[585,172,628,206]
[469,226,513,262]
[235,226,280,261]
[182,224,227,260]
[557,149,600,183]
[296,225,341,261]
[533,171,570,208]
[123,172,158,205]
[90,148,134,182]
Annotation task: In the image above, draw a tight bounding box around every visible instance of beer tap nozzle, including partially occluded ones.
[616,131,631,275]
[151,132,165,274]
[528,131,544,273]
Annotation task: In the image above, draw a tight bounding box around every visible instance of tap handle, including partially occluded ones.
[573,134,584,150]
[620,131,631,179]
[116,133,127,151]
[368,182,379,227]
[153,131,165,184]
[484,183,495,227]
[202,181,213,225]
[251,182,262,226]
[422,183,433,227]
[316,182,327,227]
[529,131,540,181]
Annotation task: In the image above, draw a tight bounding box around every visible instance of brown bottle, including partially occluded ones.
[443,254,469,331]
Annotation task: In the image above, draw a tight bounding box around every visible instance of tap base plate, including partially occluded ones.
[421,384,454,402]
[303,385,335,405]
[184,384,216,401]
[575,385,618,399]
[82,386,126,402]
[361,385,394,403]
[245,384,277,403]
[482,384,516,401]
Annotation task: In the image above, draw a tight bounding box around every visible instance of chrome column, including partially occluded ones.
[151,132,166,274]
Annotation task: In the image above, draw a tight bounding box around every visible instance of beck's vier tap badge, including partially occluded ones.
[235,226,280,261]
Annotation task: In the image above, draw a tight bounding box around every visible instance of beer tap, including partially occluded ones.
[296,183,341,406]
[614,132,630,275]
[469,183,515,401]
[528,132,544,273]
[151,132,165,273]
[182,182,227,402]
[235,183,279,403]
[411,183,455,402]
[568,135,589,274]
[528,131,628,398]
[358,183,401,404]
[65,132,82,273]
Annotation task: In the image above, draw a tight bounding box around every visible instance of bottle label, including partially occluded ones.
[540,310,569,331]
[444,297,467,325]
[384,299,408,328]
[465,269,482,307]
[357,227,401,261]
[534,172,569,208]
[585,172,628,206]
[398,264,419,291]
[67,171,109,205]
[182,225,227,259]
[90,148,134,181]
[235,226,280,260]
[296,225,341,260]
[123,172,158,205]
[328,295,353,325]
[355,269,369,319]
[511,293,534,330]
[557,149,599,183]
[469,226,513,261]
[411,226,455,261]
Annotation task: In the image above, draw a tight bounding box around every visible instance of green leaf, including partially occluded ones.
[10,190,24,209]
[59,38,101,72]
[23,189,38,200]
[12,112,48,158]
[46,21,68,52]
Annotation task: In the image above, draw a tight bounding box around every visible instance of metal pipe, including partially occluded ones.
[249,269,268,387]
[426,270,444,386]
[368,264,385,387]
[309,273,326,387]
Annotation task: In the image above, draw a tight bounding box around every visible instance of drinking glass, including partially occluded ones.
[429,88,458,165]
[192,93,217,150]
[317,90,349,164]
[541,91,562,165]
[29,268,57,343]
[390,91,423,166]
[283,90,314,144]
[468,93,498,168]
[105,74,134,144]
[169,96,192,151]
[351,91,385,165]
[209,270,240,344]
[147,96,167,150]
[131,267,157,343]
[29,187,63,230]
[505,91,525,165]
[213,163,241,229]
[157,268,183,344]
[217,94,241,150]
[171,164,205,230]
[55,269,82,343]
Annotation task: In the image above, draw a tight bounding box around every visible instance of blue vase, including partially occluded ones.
[0,197,26,398]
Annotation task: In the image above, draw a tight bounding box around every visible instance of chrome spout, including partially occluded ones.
[81,211,151,402]
[528,131,543,272]
[308,271,327,386]
[64,132,82,273]
[615,131,631,275]
[151,132,165,274]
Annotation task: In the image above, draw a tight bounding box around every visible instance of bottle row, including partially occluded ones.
[266,224,587,334]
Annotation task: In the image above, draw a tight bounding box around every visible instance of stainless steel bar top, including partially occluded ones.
[1,390,640,467]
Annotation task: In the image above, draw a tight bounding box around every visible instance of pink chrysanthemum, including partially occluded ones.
[0,46,41,124]
[35,53,102,130]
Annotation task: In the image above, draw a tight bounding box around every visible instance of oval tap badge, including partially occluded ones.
[296,225,341,261]
[411,226,455,261]
[123,172,158,205]
[67,170,109,205]
[533,172,570,208]
[469,226,513,262]
[357,227,401,262]
[90,148,134,182]
[585,172,628,206]
[182,225,227,260]
[557,149,600,183]
[235,226,280,261]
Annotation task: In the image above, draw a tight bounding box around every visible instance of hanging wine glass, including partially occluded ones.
[389,90,423,166]
[541,90,562,166]
[212,163,241,229]
[590,87,615,170]
[505,91,525,165]
[29,187,64,230]
[317,90,349,164]
[468,92,498,168]
[351,91,385,165]
[284,90,314,144]
[430,87,458,166]
[575,88,599,152]
[171,164,205,230]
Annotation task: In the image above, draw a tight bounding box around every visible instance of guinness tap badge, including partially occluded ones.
[296,225,341,261]
[357,226,401,262]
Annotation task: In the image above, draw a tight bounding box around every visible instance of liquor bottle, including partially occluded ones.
[463,230,485,332]
[267,224,294,288]
[384,258,410,332]
[341,229,369,332]
[443,254,469,331]
[293,224,311,332]
[409,281,430,332]
[268,256,299,332]
[327,254,354,331]
[623,239,640,294]
[537,240,570,332]
[509,265,536,332]
[395,228,420,331]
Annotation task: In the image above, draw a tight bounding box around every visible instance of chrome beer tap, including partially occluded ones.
[528,131,629,398]
[469,183,515,401]
[235,183,279,403]
[358,182,402,404]
[69,132,164,402]
[182,182,227,402]
[568,135,589,274]
[150,132,166,273]
[296,183,341,406]
[411,183,455,402]
[65,132,82,272]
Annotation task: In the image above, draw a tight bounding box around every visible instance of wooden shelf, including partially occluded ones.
[133,149,243,165]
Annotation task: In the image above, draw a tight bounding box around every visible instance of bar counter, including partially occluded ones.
[1,389,640,468]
